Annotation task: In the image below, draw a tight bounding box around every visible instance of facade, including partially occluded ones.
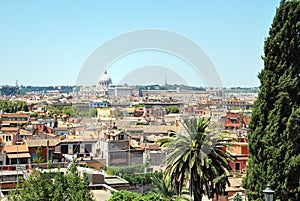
[97,107,114,120]
[1,113,30,127]
[90,101,109,108]
[25,138,61,162]
[99,140,129,167]
[228,142,249,173]
[59,139,97,159]
[108,87,133,97]
[3,144,30,165]
[224,110,250,130]
[0,127,19,145]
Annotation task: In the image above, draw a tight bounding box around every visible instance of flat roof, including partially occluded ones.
[105,177,129,185]
[91,190,112,201]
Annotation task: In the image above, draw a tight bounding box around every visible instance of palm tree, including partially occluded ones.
[150,175,190,201]
[158,117,233,201]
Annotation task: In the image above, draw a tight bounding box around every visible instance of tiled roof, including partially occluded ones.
[25,139,61,147]
[4,145,29,153]
[1,113,29,117]
[61,139,97,143]
[7,153,31,158]
[19,129,32,135]
[143,125,181,134]
[1,127,19,132]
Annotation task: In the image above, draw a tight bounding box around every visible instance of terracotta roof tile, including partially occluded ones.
[4,145,29,153]
[1,127,19,132]
[25,139,61,147]
[7,153,31,158]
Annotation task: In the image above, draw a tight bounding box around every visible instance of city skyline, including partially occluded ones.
[0,1,281,87]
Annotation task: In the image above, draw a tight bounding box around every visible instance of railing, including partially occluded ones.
[30,162,68,169]
[0,164,30,171]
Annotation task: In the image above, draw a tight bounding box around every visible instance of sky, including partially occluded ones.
[0,0,281,87]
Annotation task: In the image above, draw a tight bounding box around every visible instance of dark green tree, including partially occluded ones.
[108,190,164,201]
[158,117,233,201]
[165,105,180,114]
[245,1,300,200]
[0,100,28,113]
[8,163,94,201]
[233,192,242,201]
[32,146,44,167]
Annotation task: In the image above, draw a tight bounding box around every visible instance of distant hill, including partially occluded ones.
[133,84,206,91]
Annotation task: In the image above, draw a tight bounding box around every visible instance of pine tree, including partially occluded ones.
[245,1,300,200]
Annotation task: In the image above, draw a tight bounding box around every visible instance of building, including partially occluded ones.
[90,100,109,108]
[3,144,31,165]
[97,107,114,120]
[228,142,248,173]
[108,86,133,97]
[59,139,98,159]
[0,127,19,145]
[25,138,61,162]
[224,110,250,130]
[98,70,112,89]
[1,113,30,127]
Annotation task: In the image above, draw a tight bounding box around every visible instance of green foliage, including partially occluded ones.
[30,112,38,117]
[0,100,28,113]
[165,105,180,114]
[47,106,62,118]
[0,85,19,95]
[162,117,233,201]
[135,84,205,91]
[149,175,190,201]
[46,106,97,118]
[122,172,163,186]
[108,190,164,201]
[245,1,300,200]
[233,192,242,201]
[32,146,44,164]
[72,106,97,118]
[134,104,145,108]
[62,106,74,117]
[106,165,146,176]
[7,163,94,201]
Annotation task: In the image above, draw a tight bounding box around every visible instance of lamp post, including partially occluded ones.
[263,184,275,201]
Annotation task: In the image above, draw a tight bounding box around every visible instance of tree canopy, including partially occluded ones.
[245,1,300,200]
[108,190,164,201]
[0,100,28,113]
[158,117,233,201]
[7,164,94,201]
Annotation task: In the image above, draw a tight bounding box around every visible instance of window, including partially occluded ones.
[118,134,124,140]
[235,162,241,172]
[61,145,68,154]
[73,144,80,154]
[85,144,92,153]
[110,152,127,159]
[5,135,11,141]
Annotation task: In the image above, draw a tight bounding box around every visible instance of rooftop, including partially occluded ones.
[25,139,61,147]
[4,144,29,153]
[91,190,111,201]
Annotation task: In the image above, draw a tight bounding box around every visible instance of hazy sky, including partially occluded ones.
[0,1,281,87]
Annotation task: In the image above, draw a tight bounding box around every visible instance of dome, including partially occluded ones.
[98,70,112,87]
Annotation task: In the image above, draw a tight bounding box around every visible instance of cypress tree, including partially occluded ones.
[245,1,300,200]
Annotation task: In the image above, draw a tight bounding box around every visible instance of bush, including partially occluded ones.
[108,190,163,201]
[106,165,145,176]
[122,172,163,186]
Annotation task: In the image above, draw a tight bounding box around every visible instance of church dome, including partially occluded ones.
[98,70,112,87]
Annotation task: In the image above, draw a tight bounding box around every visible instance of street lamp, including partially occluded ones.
[263,184,275,201]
